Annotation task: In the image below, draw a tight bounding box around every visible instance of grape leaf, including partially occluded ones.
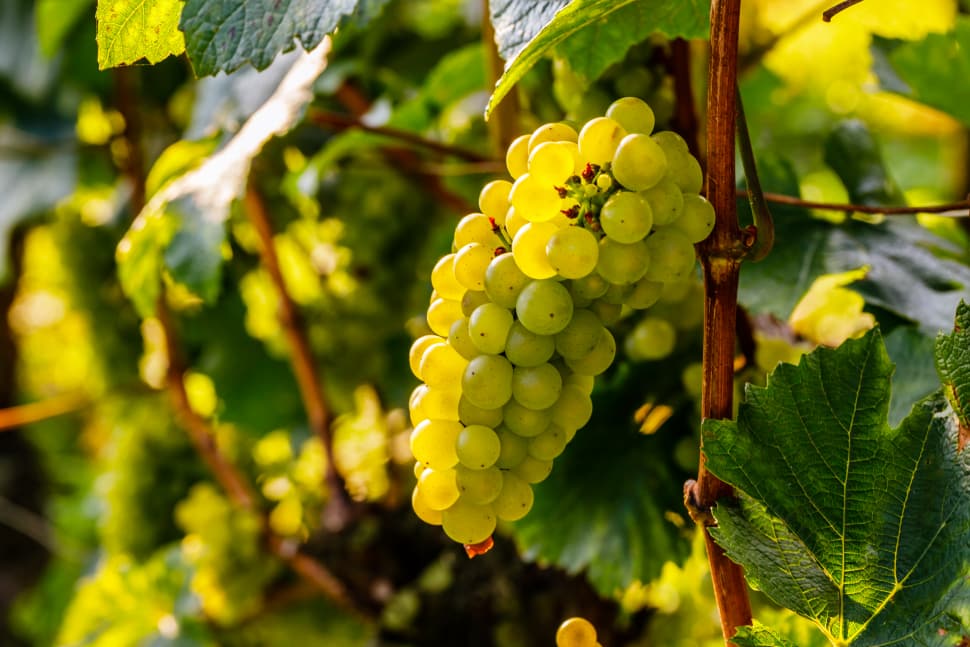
[95,0,186,69]
[555,0,709,80]
[703,329,970,645]
[884,325,939,428]
[872,17,970,126]
[935,300,970,450]
[824,120,906,207]
[737,156,970,333]
[510,365,690,596]
[118,41,329,309]
[486,0,710,117]
[180,0,372,76]
[732,622,800,647]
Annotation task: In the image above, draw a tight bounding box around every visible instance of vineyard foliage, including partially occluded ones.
[0,0,969,646]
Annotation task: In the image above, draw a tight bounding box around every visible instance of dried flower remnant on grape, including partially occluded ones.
[408,97,713,551]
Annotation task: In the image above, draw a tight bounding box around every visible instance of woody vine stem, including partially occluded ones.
[688,0,754,643]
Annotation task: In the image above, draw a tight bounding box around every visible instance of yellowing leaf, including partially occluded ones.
[790,268,875,347]
[96,0,186,69]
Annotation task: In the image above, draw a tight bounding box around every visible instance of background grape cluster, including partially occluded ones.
[408,97,715,548]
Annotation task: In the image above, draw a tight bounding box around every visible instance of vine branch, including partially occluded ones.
[738,191,970,217]
[482,0,521,155]
[243,187,352,528]
[0,393,88,431]
[693,0,754,642]
[823,0,866,22]
[307,109,491,162]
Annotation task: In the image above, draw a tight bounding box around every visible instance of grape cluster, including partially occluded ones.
[408,97,713,549]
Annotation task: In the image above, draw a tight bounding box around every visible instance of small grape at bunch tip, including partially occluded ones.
[408,96,715,554]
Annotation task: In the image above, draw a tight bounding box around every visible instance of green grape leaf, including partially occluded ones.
[511,366,690,596]
[555,0,709,80]
[95,0,186,69]
[737,161,970,334]
[873,18,970,126]
[703,329,970,645]
[732,622,801,647]
[118,41,328,308]
[180,0,364,76]
[36,0,94,57]
[824,120,906,207]
[884,326,939,428]
[486,0,710,117]
[935,300,970,450]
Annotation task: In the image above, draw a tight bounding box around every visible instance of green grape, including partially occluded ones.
[412,487,442,526]
[516,280,574,335]
[658,279,691,303]
[643,228,696,283]
[528,424,568,460]
[511,221,558,279]
[640,177,684,226]
[681,362,703,399]
[607,97,655,134]
[564,371,595,396]
[600,281,633,305]
[550,384,593,431]
[421,385,460,421]
[627,277,664,309]
[454,213,499,249]
[409,334,442,379]
[653,132,703,194]
[504,320,556,367]
[419,341,467,387]
[596,237,649,284]
[462,354,514,409]
[410,419,461,469]
[509,173,562,223]
[588,299,622,326]
[456,424,501,469]
[565,328,616,376]
[409,384,429,426]
[461,289,490,317]
[546,226,599,279]
[468,302,514,355]
[626,316,677,360]
[503,399,552,437]
[611,133,667,191]
[578,116,627,165]
[671,193,716,243]
[529,141,579,186]
[456,465,504,504]
[511,362,563,410]
[454,242,493,291]
[492,472,534,521]
[528,122,579,151]
[441,499,496,545]
[506,134,530,178]
[495,427,529,469]
[418,468,460,510]
[430,253,464,300]
[427,297,463,336]
[600,190,653,243]
[484,252,531,309]
[569,272,609,300]
[479,180,512,223]
[556,617,598,647]
[448,318,480,360]
[513,455,554,484]
[458,395,503,428]
[555,309,605,360]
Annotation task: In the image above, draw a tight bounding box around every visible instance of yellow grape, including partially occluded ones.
[506,134,530,178]
[556,617,597,647]
[512,221,559,280]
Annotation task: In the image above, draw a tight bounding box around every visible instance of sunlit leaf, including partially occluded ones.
[95,0,186,69]
[705,329,970,645]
